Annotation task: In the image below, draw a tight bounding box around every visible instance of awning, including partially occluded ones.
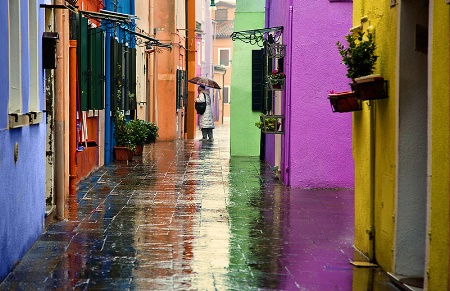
[231,26,283,47]
[79,9,138,24]
[121,27,173,51]
[79,9,171,50]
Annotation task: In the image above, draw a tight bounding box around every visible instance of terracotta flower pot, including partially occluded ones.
[114,146,133,161]
[328,92,361,113]
[134,145,144,156]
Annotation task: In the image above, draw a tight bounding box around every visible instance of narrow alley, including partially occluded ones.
[0,123,400,290]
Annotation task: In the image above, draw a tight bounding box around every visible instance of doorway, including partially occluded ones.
[395,0,428,278]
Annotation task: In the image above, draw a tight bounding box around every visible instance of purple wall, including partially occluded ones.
[266,0,354,188]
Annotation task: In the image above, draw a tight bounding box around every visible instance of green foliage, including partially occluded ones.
[113,110,159,151]
[113,110,134,151]
[336,31,378,80]
[144,122,159,143]
[255,116,279,132]
[128,119,150,146]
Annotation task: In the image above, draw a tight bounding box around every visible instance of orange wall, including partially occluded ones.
[153,0,186,141]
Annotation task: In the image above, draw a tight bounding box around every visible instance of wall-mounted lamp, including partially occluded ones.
[349,16,368,33]
[210,0,217,10]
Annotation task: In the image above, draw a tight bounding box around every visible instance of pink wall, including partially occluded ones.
[267,0,354,188]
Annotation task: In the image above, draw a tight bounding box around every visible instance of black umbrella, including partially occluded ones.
[188,76,221,89]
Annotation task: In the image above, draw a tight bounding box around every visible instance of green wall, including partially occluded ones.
[230,1,265,156]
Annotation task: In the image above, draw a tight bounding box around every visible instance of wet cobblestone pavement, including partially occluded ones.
[0,123,402,290]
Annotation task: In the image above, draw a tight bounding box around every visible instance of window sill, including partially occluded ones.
[9,111,43,129]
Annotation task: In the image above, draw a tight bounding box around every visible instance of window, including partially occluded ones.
[251,49,264,111]
[215,9,228,21]
[197,41,201,65]
[219,48,230,66]
[202,39,206,63]
[223,86,230,103]
[9,0,21,114]
[29,0,39,112]
[79,17,105,111]
[176,69,187,110]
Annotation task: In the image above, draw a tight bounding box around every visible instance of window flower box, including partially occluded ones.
[255,114,285,134]
[266,70,286,91]
[328,91,362,112]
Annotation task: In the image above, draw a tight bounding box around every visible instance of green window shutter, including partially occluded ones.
[183,70,188,107]
[110,37,118,111]
[111,39,123,111]
[91,28,104,110]
[88,29,96,109]
[97,29,104,109]
[129,48,136,112]
[176,69,182,110]
[124,45,130,111]
[252,49,264,111]
[78,17,89,111]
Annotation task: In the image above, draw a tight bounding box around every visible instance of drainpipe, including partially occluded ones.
[186,0,196,139]
[150,0,156,123]
[147,0,154,122]
[54,7,66,220]
[283,4,293,186]
[105,33,112,164]
[68,40,77,218]
[369,101,376,262]
[154,52,159,125]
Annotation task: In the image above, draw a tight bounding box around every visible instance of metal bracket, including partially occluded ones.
[231,26,283,47]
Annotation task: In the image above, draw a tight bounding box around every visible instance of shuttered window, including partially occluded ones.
[251,49,264,111]
[78,17,104,111]
[109,37,136,113]
[176,69,187,110]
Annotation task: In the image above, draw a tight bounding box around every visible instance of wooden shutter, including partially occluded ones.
[252,49,264,111]
[129,47,136,112]
[92,28,104,109]
[78,17,89,111]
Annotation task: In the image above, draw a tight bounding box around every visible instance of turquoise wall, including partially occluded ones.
[230,0,265,156]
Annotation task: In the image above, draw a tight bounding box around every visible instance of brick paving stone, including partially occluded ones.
[0,122,402,290]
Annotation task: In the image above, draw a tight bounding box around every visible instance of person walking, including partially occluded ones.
[195,85,215,142]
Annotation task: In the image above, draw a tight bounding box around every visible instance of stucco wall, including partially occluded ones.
[267,1,354,188]
[427,1,450,288]
[352,0,398,269]
[0,1,47,280]
[230,0,265,156]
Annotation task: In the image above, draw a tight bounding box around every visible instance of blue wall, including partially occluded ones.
[0,1,47,281]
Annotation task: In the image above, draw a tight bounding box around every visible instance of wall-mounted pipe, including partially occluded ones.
[54,7,65,219]
[68,40,77,219]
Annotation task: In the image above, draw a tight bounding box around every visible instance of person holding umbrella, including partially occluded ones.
[195,85,215,142]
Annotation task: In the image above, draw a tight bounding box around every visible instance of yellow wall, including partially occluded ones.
[353,1,450,287]
[427,2,449,289]
[352,1,398,270]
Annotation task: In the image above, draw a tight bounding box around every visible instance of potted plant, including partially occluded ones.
[336,30,388,100]
[113,110,135,161]
[266,70,286,90]
[255,114,285,134]
[127,119,150,155]
[144,121,159,144]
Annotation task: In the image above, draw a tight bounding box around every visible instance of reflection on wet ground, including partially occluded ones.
[0,123,401,290]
